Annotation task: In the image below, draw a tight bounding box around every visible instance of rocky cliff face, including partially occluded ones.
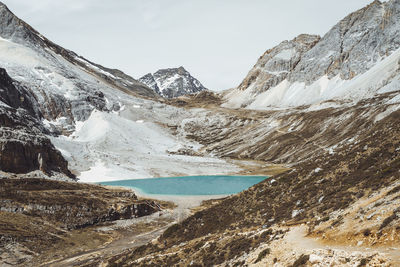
[289,0,400,83]
[0,178,159,229]
[0,68,74,178]
[238,34,320,93]
[225,0,400,109]
[0,68,39,117]
[139,67,207,98]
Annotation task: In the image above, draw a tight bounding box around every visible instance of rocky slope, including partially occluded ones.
[139,67,207,98]
[0,1,157,125]
[0,2,156,98]
[224,0,400,109]
[0,178,161,266]
[86,106,400,266]
[0,68,74,178]
[238,34,320,95]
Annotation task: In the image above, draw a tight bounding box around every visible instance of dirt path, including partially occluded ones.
[42,194,224,267]
[282,225,400,266]
[45,224,170,267]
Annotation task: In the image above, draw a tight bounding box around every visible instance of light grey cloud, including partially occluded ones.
[2,0,374,91]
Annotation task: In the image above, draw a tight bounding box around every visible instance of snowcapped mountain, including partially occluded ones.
[0,0,399,182]
[0,2,157,127]
[0,2,237,180]
[0,1,156,178]
[238,34,320,95]
[139,67,207,98]
[1,1,400,265]
[224,0,400,109]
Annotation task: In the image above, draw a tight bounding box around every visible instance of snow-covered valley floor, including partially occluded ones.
[50,98,241,183]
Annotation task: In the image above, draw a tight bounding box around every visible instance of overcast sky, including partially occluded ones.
[2,0,374,91]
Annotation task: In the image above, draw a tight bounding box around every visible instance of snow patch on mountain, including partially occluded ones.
[74,56,118,80]
[0,35,109,124]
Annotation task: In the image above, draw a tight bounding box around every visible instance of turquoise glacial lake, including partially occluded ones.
[100,175,268,196]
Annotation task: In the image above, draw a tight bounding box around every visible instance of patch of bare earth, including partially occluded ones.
[0,178,168,266]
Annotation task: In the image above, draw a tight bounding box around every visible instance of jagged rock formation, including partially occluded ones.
[139,67,207,98]
[0,68,39,116]
[238,34,321,93]
[225,0,400,109]
[289,0,400,83]
[0,68,74,177]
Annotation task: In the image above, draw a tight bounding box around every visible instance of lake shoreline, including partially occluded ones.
[99,175,268,196]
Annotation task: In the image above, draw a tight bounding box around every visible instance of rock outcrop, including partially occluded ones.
[0,178,159,229]
[0,68,74,178]
[139,67,207,98]
[0,178,161,265]
[289,0,400,83]
[238,34,320,93]
[0,68,39,117]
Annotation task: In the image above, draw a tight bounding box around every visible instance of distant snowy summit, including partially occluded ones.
[139,67,207,98]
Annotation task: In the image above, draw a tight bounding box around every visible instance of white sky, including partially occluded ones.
[2,0,374,91]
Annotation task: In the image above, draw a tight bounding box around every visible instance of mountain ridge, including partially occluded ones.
[0,1,156,100]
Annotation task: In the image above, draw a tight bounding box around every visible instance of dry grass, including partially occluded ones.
[97,106,400,266]
[0,178,165,266]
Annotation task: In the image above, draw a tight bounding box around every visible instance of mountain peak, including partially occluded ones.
[139,67,207,98]
[238,33,320,92]
[0,1,50,49]
[371,0,382,5]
